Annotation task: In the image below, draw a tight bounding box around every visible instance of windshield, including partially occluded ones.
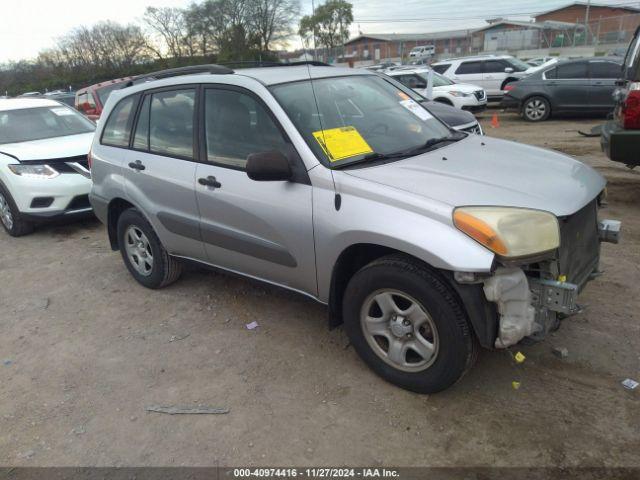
[0,106,95,144]
[96,83,122,106]
[507,57,532,72]
[417,72,454,87]
[271,75,452,168]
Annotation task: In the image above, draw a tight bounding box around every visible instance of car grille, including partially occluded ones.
[474,90,486,101]
[461,123,483,135]
[558,200,600,290]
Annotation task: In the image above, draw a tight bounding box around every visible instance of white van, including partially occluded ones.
[409,45,435,58]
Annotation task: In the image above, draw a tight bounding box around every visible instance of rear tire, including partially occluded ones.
[0,183,34,237]
[342,254,477,393]
[522,96,551,122]
[116,208,182,289]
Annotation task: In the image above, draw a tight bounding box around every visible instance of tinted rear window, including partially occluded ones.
[455,61,483,74]
[101,95,137,147]
[556,62,588,79]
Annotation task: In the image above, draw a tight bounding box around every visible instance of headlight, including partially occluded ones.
[448,91,470,97]
[8,164,59,179]
[453,207,560,258]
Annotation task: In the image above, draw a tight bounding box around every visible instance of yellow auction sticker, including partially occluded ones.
[313,126,373,162]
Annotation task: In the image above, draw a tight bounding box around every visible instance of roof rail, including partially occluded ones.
[220,60,331,68]
[123,64,234,88]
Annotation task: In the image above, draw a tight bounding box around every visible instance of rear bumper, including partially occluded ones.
[601,120,640,166]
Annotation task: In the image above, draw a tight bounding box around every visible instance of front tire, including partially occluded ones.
[116,208,182,289]
[522,96,551,122]
[0,184,34,237]
[343,254,477,393]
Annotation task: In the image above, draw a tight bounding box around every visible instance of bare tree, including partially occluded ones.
[142,7,189,59]
[250,0,301,52]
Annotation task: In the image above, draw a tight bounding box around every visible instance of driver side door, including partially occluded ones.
[194,85,317,296]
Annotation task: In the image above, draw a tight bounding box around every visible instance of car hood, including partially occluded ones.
[0,132,94,161]
[420,100,476,128]
[435,83,482,94]
[343,136,605,217]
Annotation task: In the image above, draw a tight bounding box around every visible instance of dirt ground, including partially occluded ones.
[0,110,639,468]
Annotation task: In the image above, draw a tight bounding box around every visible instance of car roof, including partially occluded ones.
[0,98,64,111]
[235,65,373,85]
[80,76,135,93]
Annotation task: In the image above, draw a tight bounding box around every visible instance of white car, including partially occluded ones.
[432,55,535,99]
[386,67,487,113]
[0,98,95,236]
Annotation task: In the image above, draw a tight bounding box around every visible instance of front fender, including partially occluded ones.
[311,169,495,303]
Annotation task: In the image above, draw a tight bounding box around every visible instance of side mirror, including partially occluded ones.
[504,67,515,74]
[246,150,292,182]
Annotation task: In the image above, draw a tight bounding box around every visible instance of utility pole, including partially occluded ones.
[584,0,591,45]
[311,0,318,61]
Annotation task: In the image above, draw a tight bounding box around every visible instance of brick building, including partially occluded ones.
[534,2,640,44]
[343,30,474,62]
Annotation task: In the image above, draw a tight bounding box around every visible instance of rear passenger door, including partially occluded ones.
[482,60,509,97]
[451,61,484,91]
[545,62,589,111]
[588,60,621,111]
[194,85,316,295]
[123,87,205,260]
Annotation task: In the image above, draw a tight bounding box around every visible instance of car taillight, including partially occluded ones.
[621,83,640,129]
[87,149,93,170]
[504,84,515,92]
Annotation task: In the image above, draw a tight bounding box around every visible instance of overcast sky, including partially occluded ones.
[1,0,638,62]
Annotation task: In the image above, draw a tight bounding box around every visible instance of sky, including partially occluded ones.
[1,0,639,62]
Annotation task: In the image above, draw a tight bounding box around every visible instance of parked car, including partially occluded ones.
[0,98,94,236]
[409,45,435,58]
[601,26,640,167]
[385,67,487,112]
[44,92,76,107]
[90,64,619,394]
[419,100,484,134]
[527,56,554,67]
[75,77,134,121]
[501,57,622,121]
[432,54,535,100]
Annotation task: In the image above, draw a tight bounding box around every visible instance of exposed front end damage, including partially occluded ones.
[467,200,622,349]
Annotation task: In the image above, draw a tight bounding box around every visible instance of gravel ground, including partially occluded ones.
[0,111,638,467]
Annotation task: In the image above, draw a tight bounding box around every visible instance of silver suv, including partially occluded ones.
[89,64,620,393]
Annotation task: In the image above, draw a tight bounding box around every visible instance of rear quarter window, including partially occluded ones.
[432,64,450,74]
[100,94,138,147]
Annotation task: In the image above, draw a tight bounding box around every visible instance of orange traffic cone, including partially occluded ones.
[490,112,500,128]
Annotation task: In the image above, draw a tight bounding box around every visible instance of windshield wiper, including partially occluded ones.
[332,132,466,169]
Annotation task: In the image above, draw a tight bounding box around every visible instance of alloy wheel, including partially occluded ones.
[124,225,154,276]
[0,192,13,230]
[525,99,547,120]
[360,290,439,372]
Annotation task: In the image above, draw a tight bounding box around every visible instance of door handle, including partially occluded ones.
[198,176,222,189]
[128,160,145,171]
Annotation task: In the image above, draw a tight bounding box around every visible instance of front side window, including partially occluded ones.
[556,62,588,79]
[101,95,137,147]
[204,88,289,169]
[0,106,95,145]
[455,61,483,74]
[271,75,452,168]
[149,89,195,159]
[590,61,621,79]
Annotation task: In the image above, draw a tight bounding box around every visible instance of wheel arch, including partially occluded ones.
[433,97,454,106]
[327,244,498,349]
[501,77,520,90]
[106,197,137,250]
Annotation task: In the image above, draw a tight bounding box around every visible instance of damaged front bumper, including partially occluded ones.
[477,217,621,348]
